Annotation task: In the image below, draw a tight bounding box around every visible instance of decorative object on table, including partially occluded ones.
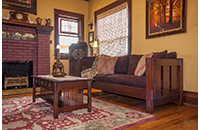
[9,11,28,23]
[45,18,52,26]
[2,0,37,15]
[35,17,42,25]
[52,44,67,77]
[28,17,33,24]
[93,39,99,56]
[88,31,94,43]
[2,96,157,130]
[3,14,10,20]
[146,0,186,39]
[88,19,93,30]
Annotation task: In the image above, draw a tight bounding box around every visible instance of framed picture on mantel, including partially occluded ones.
[2,0,37,15]
[146,0,186,39]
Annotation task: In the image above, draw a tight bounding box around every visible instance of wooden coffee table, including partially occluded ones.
[32,75,92,119]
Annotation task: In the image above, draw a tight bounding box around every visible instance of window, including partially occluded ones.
[95,0,132,57]
[54,9,84,59]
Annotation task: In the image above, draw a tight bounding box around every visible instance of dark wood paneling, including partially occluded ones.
[183,91,198,106]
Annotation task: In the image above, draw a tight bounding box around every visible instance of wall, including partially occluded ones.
[88,0,198,92]
[2,0,89,75]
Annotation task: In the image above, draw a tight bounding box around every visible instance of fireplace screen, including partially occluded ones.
[2,61,33,90]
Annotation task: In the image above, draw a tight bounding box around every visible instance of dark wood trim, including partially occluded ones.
[94,0,132,54]
[54,9,84,60]
[183,91,198,106]
[2,19,53,31]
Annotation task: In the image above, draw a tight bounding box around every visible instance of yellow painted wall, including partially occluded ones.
[88,0,198,92]
[2,0,89,75]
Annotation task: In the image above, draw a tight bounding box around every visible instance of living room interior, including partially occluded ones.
[2,0,198,129]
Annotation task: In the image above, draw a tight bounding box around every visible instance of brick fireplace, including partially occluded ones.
[2,20,53,89]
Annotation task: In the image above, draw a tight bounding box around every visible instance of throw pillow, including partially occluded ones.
[166,52,177,59]
[96,56,118,74]
[153,50,167,59]
[81,68,98,79]
[91,55,101,69]
[114,55,129,74]
[134,53,154,76]
[127,54,143,75]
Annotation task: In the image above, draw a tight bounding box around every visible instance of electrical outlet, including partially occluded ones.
[192,18,198,26]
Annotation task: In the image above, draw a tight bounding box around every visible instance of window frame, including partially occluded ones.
[54,9,84,59]
[94,0,132,55]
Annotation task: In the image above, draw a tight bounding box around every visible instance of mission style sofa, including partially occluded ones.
[84,50,183,113]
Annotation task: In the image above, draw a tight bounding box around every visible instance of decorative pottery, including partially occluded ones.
[45,18,52,26]
[35,17,42,25]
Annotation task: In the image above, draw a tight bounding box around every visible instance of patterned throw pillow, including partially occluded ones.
[81,54,110,79]
[81,68,99,79]
[96,56,118,74]
[91,55,101,69]
[134,53,154,76]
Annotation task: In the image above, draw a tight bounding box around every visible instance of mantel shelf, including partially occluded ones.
[2,19,53,31]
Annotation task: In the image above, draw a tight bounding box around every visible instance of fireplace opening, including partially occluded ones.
[2,61,33,90]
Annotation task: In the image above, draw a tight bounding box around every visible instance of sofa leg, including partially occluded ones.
[146,90,154,113]
[146,99,154,113]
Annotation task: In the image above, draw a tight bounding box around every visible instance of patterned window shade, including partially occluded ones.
[97,2,128,57]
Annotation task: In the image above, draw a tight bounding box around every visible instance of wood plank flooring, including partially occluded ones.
[2,89,198,130]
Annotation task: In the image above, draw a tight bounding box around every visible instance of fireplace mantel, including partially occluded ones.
[2,19,53,31]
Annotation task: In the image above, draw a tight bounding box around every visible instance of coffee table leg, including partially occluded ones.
[33,78,36,102]
[54,83,58,119]
[87,81,92,112]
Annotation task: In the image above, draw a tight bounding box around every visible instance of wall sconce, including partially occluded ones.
[93,39,99,56]
[88,19,93,30]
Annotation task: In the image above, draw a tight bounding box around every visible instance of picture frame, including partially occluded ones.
[146,0,186,39]
[2,0,37,15]
[88,31,94,43]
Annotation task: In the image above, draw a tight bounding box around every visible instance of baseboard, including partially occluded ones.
[183,91,198,106]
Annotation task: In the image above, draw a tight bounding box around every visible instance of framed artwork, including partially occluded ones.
[146,0,186,39]
[88,31,94,43]
[2,0,37,15]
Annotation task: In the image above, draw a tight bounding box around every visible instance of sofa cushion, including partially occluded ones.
[134,53,154,76]
[166,52,177,59]
[105,74,146,88]
[127,54,143,75]
[114,55,129,74]
[95,74,111,82]
[96,56,118,74]
[153,50,167,59]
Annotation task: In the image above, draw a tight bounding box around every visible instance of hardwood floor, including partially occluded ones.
[2,90,198,130]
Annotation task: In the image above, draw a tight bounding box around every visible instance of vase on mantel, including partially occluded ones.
[35,17,42,25]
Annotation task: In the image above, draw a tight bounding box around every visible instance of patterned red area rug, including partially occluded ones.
[2,96,157,130]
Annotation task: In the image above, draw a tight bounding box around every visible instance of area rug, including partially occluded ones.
[2,96,157,130]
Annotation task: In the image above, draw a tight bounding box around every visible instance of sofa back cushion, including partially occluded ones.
[96,56,118,74]
[152,50,167,59]
[114,55,129,74]
[166,52,177,59]
[127,54,143,75]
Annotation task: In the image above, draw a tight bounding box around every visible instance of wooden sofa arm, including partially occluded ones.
[145,58,183,113]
